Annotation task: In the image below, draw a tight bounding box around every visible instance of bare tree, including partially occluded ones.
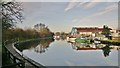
[1,1,23,42]
[1,1,23,30]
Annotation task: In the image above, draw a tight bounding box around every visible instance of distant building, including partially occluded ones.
[70,27,112,38]
[111,29,120,40]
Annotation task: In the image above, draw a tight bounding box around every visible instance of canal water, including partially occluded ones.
[15,39,119,66]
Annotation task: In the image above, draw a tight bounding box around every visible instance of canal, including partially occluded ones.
[15,38,119,66]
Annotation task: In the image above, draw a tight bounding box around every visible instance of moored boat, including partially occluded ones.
[67,37,76,42]
[94,38,101,44]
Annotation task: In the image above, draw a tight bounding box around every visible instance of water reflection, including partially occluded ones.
[69,42,120,57]
[69,42,104,50]
[101,45,111,57]
[34,39,54,53]
[15,40,40,52]
[15,39,54,53]
[16,38,120,57]
[15,38,119,66]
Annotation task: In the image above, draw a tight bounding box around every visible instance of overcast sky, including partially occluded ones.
[16,2,118,32]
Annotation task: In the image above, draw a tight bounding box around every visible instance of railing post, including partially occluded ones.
[7,51,10,58]
[21,60,25,68]
[13,56,16,63]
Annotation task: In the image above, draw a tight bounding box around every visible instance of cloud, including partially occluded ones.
[83,2,99,9]
[65,0,100,12]
[65,1,80,12]
[70,2,118,28]
[77,2,100,9]
[93,3,118,16]
[65,0,119,12]
[78,0,105,9]
[65,2,77,11]
[65,0,92,11]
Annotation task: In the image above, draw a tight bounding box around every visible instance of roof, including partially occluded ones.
[74,27,112,32]
[76,48,101,50]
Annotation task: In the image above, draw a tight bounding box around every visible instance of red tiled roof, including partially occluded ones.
[76,27,112,32]
[76,48,101,50]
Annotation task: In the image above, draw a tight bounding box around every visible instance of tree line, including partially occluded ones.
[3,24,54,42]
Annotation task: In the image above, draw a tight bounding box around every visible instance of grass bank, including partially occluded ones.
[101,40,120,45]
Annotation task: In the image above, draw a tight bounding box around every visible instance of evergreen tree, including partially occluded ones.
[102,25,111,37]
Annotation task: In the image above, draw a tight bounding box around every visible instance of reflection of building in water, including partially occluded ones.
[110,46,120,50]
[69,42,120,57]
[70,42,120,50]
[69,42,102,50]
[34,39,54,53]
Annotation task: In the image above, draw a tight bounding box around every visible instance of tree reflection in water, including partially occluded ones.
[15,40,40,52]
[34,39,54,53]
[101,44,111,57]
[15,39,54,53]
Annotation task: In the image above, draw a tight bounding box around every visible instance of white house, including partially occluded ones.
[111,29,120,40]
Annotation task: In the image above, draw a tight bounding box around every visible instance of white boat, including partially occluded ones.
[94,40,101,44]
[66,36,76,42]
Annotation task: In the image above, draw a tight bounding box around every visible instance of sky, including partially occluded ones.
[5,0,120,2]
[16,2,118,33]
